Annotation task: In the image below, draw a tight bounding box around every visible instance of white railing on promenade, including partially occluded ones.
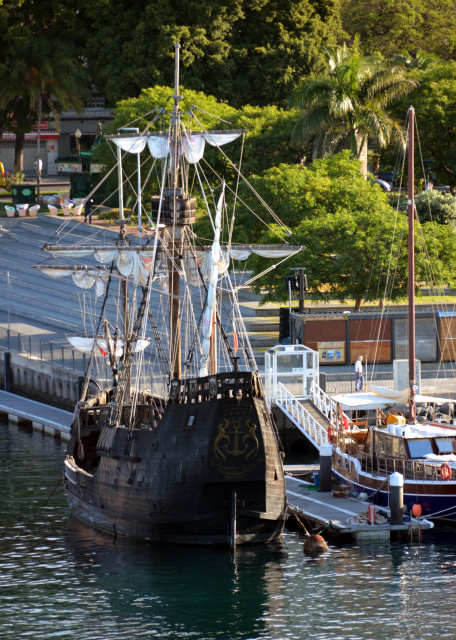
[275,381,329,450]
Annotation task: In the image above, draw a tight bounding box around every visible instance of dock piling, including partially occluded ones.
[319,444,332,492]
[389,472,404,525]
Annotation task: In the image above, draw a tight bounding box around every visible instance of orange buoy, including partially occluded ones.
[440,463,452,481]
[304,533,329,555]
[412,504,422,517]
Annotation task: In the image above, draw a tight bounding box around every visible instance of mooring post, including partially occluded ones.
[4,352,11,392]
[389,472,404,525]
[319,444,333,492]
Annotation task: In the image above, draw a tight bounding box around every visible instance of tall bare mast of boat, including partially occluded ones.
[408,106,417,424]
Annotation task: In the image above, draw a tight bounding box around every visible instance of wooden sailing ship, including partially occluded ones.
[36,45,302,545]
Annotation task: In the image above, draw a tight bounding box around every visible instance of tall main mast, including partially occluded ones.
[407,106,417,424]
[165,43,197,379]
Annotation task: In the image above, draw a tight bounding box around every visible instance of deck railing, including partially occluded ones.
[275,381,329,449]
[349,451,446,482]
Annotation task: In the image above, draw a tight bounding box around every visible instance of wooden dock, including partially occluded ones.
[286,474,433,541]
[0,390,72,440]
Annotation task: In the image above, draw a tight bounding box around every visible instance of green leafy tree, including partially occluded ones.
[78,0,342,107]
[290,37,416,172]
[93,86,299,215]
[407,190,456,226]
[392,50,439,71]
[0,2,87,171]
[341,0,456,60]
[234,152,456,309]
[380,61,456,189]
[408,63,456,187]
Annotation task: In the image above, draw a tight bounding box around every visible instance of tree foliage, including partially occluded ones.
[0,1,87,169]
[234,152,456,308]
[379,61,456,188]
[77,0,342,107]
[290,37,416,164]
[92,85,299,214]
[341,0,456,60]
[410,190,456,226]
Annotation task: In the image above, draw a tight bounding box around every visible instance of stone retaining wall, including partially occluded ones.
[0,349,79,411]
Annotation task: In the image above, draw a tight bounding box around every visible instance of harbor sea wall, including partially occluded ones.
[0,349,79,411]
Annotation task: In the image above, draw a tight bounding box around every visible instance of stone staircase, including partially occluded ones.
[238,298,282,367]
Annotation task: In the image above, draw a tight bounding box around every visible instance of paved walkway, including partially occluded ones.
[0,390,72,437]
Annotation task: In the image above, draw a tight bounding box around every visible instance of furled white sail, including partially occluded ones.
[67,336,150,356]
[113,137,148,154]
[183,245,302,286]
[40,267,108,297]
[199,184,225,377]
[112,131,242,163]
[371,386,410,403]
[43,248,156,286]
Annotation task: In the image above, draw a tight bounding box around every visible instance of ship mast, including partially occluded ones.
[169,43,183,379]
[407,106,417,424]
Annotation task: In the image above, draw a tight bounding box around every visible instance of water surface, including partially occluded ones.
[1,423,456,640]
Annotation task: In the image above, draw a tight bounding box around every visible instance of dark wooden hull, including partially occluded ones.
[64,373,287,545]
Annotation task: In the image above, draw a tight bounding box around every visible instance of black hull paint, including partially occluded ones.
[64,373,287,546]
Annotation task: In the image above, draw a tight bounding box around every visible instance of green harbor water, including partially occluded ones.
[1,421,456,640]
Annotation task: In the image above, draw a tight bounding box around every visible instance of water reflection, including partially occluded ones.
[64,517,286,640]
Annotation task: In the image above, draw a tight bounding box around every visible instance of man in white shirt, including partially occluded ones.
[355,355,364,391]
[34,157,43,179]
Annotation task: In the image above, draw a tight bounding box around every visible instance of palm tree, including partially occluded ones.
[393,50,439,71]
[290,37,416,174]
[0,35,87,184]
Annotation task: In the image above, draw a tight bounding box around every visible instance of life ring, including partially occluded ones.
[327,424,334,444]
[440,462,452,481]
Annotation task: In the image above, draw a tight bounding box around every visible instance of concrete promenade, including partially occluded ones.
[0,389,72,439]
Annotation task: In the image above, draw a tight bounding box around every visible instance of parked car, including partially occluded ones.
[373,178,391,192]
[375,170,399,187]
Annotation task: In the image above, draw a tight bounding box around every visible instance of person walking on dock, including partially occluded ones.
[355,355,364,391]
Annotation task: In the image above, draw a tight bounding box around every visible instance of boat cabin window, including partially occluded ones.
[375,432,408,458]
[407,438,433,459]
[435,438,456,454]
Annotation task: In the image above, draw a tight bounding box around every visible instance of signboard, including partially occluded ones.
[306,315,348,322]
[90,164,105,173]
[439,311,456,317]
[57,162,83,173]
[317,341,345,363]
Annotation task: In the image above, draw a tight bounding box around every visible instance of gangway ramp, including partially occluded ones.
[274,384,332,451]
[265,344,347,452]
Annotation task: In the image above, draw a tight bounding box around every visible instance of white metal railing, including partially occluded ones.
[275,381,328,450]
[309,379,339,424]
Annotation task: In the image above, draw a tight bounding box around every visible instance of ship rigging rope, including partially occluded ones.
[181,226,241,372]
[424,504,456,519]
[189,110,291,240]
[414,118,456,380]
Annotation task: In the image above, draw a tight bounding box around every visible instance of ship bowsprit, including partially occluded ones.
[63,372,287,546]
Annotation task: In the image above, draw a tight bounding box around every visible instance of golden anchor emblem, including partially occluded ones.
[213,418,259,463]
